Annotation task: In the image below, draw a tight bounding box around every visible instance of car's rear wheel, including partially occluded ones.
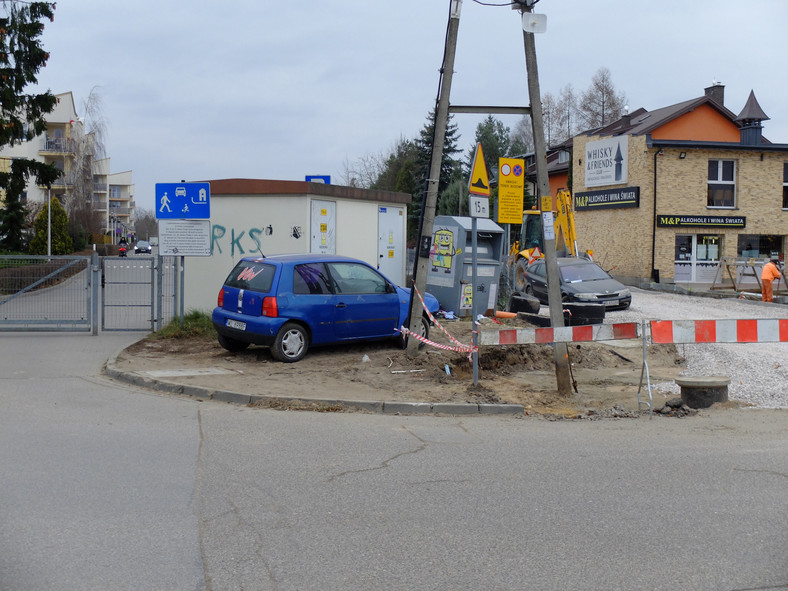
[271,322,309,362]
[218,333,250,353]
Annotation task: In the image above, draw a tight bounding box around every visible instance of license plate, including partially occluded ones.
[604,300,618,307]
[226,319,246,331]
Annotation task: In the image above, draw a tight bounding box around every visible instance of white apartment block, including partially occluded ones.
[0,91,135,240]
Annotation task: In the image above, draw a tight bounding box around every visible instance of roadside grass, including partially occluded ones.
[150,310,216,341]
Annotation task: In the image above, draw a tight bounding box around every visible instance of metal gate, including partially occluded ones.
[101,255,177,331]
[0,255,94,332]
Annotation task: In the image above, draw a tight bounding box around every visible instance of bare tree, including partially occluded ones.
[558,84,580,140]
[339,151,388,189]
[134,208,158,241]
[542,91,561,147]
[511,115,534,155]
[578,67,627,129]
[64,87,107,245]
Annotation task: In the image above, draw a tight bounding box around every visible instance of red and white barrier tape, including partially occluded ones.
[400,287,477,360]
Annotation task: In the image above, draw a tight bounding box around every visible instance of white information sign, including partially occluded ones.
[159,219,212,256]
[542,212,556,240]
[584,136,628,188]
[468,194,489,218]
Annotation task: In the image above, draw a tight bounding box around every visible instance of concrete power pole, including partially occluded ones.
[406,0,462,357]
[519,3,573,396]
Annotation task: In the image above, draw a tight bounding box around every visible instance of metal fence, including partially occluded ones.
[101,255,177,331]
[0,253,178,333]
[0,255,93,332]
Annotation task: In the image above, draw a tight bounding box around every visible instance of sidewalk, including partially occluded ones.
[105,348,526,417]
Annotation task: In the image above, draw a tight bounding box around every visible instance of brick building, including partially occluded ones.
[566,84,787,286]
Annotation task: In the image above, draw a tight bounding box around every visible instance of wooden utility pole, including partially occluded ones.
[518,2,573,395]
[406,0,462,357]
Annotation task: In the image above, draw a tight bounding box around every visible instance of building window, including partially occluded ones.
[707,160,735,207]
[558,150,570,164]
[783,163,788,209]
[696,235,720,261]
[737,234,783,259]
[110,186,121,199]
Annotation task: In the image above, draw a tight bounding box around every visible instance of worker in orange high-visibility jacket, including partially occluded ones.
[761,257,782,302]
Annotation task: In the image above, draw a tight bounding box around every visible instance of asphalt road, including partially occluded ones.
[1,333,786,590]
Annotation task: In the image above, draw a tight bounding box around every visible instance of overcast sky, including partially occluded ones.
[32,0,788,212]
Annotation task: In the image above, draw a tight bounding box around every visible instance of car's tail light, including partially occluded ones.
[217,288,225,308]
[262,296,278,317]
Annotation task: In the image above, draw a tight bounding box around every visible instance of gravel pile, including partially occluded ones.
[611,288,788,409]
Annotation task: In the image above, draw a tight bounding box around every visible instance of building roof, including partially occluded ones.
[589,97,739,138]
[735,90,769,122]
[205,178,412,205]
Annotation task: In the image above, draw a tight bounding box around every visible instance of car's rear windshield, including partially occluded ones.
[560,263,610,283]
[225,261,276,292]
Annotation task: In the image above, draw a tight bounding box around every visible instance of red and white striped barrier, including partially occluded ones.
[400,286,477,359]
[479,322,640,346]
[650,318,788,344]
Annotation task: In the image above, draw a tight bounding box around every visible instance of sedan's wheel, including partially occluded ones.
[218,333,249,353]
[524,284,534,296]
[271,322,309,362]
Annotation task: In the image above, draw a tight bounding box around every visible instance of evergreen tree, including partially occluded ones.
[0,2,59,252]
[412,111,461,238]
[28,196,72,255]
[465,116,517,220]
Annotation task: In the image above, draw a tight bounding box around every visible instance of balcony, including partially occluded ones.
[43,175,71,190]
[93,182,108,192]
[109,206,130,215]
[41,138,75,154]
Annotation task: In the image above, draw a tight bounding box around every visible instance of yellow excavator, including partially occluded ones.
[510,188,590,292]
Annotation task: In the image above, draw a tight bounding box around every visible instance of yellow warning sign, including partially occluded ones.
[468,143,490,196]
[497,157,525,224]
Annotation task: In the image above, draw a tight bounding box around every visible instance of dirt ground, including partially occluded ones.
[117,315,693,417]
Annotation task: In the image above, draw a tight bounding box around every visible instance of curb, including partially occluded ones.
[104,356,524,417]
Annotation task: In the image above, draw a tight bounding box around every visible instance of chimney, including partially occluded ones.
[620,105,631,128]
[704,82,725,106]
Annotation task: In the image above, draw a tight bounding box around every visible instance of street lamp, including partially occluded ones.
[47,187,51,257]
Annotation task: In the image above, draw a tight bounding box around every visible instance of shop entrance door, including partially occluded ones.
[674,234,721,282]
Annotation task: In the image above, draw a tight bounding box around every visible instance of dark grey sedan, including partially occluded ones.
[524,257,632,310]
[134,240,152,254]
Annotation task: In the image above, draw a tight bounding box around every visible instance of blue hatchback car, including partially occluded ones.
[212,254,440,362]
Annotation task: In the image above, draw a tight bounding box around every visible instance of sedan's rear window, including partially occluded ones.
[560,263,610,283]
[225,261,276,292]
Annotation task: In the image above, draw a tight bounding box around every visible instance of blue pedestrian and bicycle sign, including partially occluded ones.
[155,182,211,219]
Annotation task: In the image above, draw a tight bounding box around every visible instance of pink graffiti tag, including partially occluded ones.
[237,267,263,282]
